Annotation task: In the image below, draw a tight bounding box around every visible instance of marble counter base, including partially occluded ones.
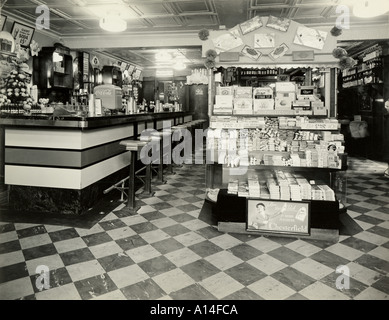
[8,167,130,215]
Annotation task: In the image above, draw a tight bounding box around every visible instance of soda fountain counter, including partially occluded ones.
[0,111,193,215]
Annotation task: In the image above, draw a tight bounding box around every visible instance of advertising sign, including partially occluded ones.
[11,22,35,47]
[247,199,310,235]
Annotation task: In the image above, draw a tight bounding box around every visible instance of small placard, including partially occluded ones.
[292,51,315,61]
[219,52,240,62]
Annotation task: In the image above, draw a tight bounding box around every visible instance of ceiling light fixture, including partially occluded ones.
[155,51,173,62]
[99,13,127,32]
[174,61,186,70]
[353,0,389,18]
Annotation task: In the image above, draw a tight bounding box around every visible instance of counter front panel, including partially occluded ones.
[0,112,193,214]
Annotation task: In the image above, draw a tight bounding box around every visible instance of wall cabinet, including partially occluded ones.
[33,46,73,89]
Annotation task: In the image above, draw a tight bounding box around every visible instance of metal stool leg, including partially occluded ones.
[126,150,141,213]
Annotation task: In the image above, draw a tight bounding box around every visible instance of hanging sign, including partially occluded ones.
[294,26,327,50]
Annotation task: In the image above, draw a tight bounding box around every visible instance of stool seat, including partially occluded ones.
[120,139,147,151]
[151,131,172,138]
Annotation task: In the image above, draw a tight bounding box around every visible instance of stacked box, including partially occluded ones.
[290,154,301,166]
[248,177,260,198]
[275,83,296,110]
[233,98,253,114]
[318,185,336,201]
[253,87,274,112]
[238,181,249,197]
[267,178,280,199]
[214,95,233,114]
[235,87,253,98]
[217,86,234,96]
[311,184,325,200]
[263,154,273,165]
[289,183,302,201]
[260,183,270,199]
[275,82,296,93]
[276,171,290,200]
[296,177,311,200]
[228,179,239,194]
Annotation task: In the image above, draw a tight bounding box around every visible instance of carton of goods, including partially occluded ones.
[275,91,296,100]
[215,95,233,108]
[253,99,274,112]
[217,87,234,96]
[235,87,253,99]
[233,98,253,114]
[253,87,273,99]
[311,101,324,108]
[293,100,311,111]
[213,107,233,114]
[313,106,327,116]
[253,87,274,112]
[275,97,293,110]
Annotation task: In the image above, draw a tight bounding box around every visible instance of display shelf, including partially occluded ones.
[211,112,329,117]
[222,164,345,172]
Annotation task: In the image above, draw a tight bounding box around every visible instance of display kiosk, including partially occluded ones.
[201,16,346,241]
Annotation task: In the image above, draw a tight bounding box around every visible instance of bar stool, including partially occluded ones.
[103,139,153,214]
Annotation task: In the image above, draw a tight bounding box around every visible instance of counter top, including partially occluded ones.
[0,111,191,129]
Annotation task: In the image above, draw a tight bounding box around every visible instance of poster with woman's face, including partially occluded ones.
[247,199,309,235]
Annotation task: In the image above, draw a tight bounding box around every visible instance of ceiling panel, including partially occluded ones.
[2,0,388,70]
[129,3,173,16]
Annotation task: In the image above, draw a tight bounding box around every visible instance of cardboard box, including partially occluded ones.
[293,101,311,109]
[213,108,233,114]
[233,98,252,109]
[275,82,296,92]
[253,87,273,99]
[311,101,324,108]
[275,97,293,110]
[235,87,252,98]
[313,106,327,116]
[215,95,233,108]
[253,99,274,111]
[275,92,296,100]
[217,87,234,96]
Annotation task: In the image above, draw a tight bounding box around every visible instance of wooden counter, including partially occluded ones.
[0,112,193,214]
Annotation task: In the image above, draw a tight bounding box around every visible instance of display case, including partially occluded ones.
[33,45,73,89]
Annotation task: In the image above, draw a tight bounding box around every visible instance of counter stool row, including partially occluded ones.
[111,119,207,213]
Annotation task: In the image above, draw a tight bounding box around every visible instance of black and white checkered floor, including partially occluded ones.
[0,157,388,300]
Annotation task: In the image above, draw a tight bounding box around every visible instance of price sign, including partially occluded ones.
[11,22,35,47]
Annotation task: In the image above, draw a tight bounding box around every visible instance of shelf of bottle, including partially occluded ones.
[342,66,381,77]
[211,113,329,118]
[341,81,383,89]
[220,164,345,172]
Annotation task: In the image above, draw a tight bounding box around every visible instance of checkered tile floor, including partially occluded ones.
[0,157,388,300]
